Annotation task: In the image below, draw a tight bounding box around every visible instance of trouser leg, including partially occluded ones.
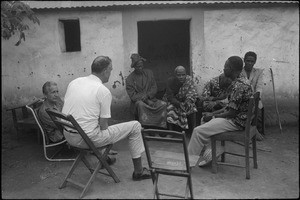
[188,118,240,156]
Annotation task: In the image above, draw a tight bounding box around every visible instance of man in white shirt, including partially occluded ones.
[62,56,151,181]
[240,51,264,140]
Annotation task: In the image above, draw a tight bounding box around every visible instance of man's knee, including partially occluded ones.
[129,120,142,133]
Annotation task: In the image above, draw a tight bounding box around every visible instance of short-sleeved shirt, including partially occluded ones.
[227,76,253,128]
[39,99,64,143]
[62,74,112,136]
[202,75,226,99]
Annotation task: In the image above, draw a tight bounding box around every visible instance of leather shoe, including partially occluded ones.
[132,167,151,181]
[100,156,116,169]
[106,156,116,165]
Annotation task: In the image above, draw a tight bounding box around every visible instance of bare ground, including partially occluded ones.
[1,125,299,199]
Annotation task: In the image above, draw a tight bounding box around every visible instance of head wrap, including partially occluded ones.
[130,53,146,68]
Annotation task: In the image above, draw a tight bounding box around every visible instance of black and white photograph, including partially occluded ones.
[2,0,299,199]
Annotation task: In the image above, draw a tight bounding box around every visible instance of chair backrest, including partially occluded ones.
[244,92,260,139]
[46,109,103,160]
[141,129,192,173]
[26,99,50,144]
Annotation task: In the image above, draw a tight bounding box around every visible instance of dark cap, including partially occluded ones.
[130,53,146,68]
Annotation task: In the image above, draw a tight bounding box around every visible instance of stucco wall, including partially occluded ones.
[202,6,299,126]
[2,4,299,133]
[2,9,126,120]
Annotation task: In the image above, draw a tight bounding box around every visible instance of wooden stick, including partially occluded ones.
[231,141,272,152]
[270,68,283,134]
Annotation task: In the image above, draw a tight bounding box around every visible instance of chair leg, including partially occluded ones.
[245,141,250,179]
[252,137,258,169]
[261,107,265,135]
[80,160,103,199]
[81,154,95,174]
[221,141,225,162]
[188,175,194,199]
[153,173,159,199]
[60,152,84,189]
[211,139,217,174]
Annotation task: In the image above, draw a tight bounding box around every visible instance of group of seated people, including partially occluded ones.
[38,51,264,181]
[125,52,264,140]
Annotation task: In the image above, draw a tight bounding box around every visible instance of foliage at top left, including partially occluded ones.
[1,1,40,46]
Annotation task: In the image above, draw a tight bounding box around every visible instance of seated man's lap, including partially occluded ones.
[63,121,142,149]
[194,118,240,136]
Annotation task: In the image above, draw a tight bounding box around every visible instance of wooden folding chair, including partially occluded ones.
[142,129,199,199]
[46,109,120,198]
[7,99,42,141]
[210,92,260,179]
[26,99,75,162]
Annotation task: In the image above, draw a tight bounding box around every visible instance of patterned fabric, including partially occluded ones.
[163,75,198,129]
[201,75,229,112]
[126,69,167,128]
[202,76,224,99]
[226,76,253,128]
[136,100,167,128]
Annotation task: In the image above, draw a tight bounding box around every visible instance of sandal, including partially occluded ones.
[199,146,225,167]
[132,167,151,181]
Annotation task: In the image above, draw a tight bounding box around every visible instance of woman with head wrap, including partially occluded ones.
[126,53,167,128]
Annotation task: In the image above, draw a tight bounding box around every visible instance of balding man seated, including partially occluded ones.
[163,66,198,135]
[39,81,65,143]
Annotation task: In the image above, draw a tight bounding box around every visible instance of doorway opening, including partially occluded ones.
[138,20,190,98]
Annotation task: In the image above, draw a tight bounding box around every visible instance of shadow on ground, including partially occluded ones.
[1,125,299,199]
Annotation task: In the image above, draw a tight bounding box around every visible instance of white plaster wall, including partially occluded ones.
[2,10,125,108]
[122,7,205,95]
[2,5,299,126]
[203,7,299,104]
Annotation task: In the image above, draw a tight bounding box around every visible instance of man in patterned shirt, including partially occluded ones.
[200,73,232,112]
[188,56,252,166]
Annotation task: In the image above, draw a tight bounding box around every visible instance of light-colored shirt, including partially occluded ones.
[62,74,112,136]
[240,67,264,108]
[39,98,64,143]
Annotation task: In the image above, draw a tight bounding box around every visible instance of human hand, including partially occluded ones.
[203,115,213,122]
[203,112,213,117]
[141,95,148,102]
[147,99,155,107]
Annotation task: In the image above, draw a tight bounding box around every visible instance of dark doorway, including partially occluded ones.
[138,20,190,98]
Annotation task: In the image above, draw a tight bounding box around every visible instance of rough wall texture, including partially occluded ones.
[202,6,299,126]
[2,5,299,133]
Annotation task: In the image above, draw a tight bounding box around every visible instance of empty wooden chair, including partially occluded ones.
[142,128,199,199]
[7,99,42,141]
[46,109,120,198]
[210,92,260,179]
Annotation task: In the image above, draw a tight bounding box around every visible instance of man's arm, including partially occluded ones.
[201,81,213,101]
[165,77,181,107]
[98,89,112,130]
[99,118,109,130]
[125,75,146,102]
[255,68,264,95]
[214,108,237,118]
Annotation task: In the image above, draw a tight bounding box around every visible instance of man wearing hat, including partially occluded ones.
[126,53,167,128]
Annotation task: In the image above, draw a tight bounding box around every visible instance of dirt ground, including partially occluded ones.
[1,125,299,199]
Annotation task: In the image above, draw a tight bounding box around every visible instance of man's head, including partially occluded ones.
[219,73,233,90]
[130,53,146,74]
[244,51,257,72]
[174,66,187,83]
[42,81,60,103]
[223,56,243,81]
[91,56,112,83]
